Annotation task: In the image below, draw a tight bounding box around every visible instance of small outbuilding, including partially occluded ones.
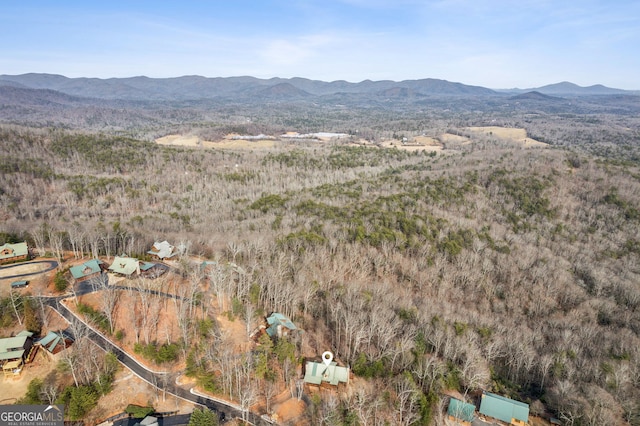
[10,280,29,289]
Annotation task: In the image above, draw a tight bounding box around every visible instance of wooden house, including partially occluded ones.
[108,256,141,277]
[0,331,34,377]
[37,330,74,356]
[70,259,106,282]
[266,313,298,339]
[0,242,29,264]
[147,241,179,260]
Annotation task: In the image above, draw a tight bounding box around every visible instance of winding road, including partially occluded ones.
[39,279,271,425]
[0,260,58,280]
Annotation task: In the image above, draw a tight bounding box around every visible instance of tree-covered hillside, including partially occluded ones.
[1,125,640,425]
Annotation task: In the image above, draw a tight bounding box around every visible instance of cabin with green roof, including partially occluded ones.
[108,256,141,277]
[37,330,73,355]
[479,391,529,425]
[0,242,29,264]
[70,259,105,282]
[447,398,476,425]
[0,331,34,376]
[266,313,298,339]
[303,360,350,388]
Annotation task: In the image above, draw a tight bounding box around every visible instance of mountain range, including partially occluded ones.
[0,73,636,102]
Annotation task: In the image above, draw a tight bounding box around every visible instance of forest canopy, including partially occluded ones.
[1,95,640,425]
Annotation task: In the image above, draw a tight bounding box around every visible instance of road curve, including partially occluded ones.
[0,260,58,280]
[42,297,270,426]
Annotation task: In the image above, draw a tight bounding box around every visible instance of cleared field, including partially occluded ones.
[156,128,545,152]
[440,133,471,145]
[377,135,443,152]
[465,126,547,147]
[156,134,277,149]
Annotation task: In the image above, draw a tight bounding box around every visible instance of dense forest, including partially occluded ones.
[1,92,640,425]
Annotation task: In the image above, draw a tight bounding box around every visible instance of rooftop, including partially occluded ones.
[108,256,140,275]
[479,391,529,424]
[303,361,349,386]
[148,240,177,259]
[70,259,103,279]
[0,242,28,260]
[266,312,297,337]
[0,331,33,361]
[448,398,476,423]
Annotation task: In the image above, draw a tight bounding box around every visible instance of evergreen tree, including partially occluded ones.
[188,408,219,426]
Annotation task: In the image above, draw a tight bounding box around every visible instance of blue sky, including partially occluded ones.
[2,0,639,89]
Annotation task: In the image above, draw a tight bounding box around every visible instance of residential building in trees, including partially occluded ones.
[447,397,476,425]
[265,312,298,339]
[479,391,529,426]
[0,242,29,264]
[37,330,74,356]
[147,240,179,260]
[303,360,350,389]
[0,330,34,377]
[70,259,106,282]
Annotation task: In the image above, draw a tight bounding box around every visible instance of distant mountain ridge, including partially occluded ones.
[505,81,634,96]
[0,73,636,104]
[0,73,498,101]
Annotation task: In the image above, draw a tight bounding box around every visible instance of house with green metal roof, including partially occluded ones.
[479,391,529,425]
[266,313,298,339]
[108,256,140,276]
[0,331,34,363]
[1,331,35,377]
[70,259,104,281]
[37,330,73,355]
[303,361,350,388]
[447,398,476,425]
[0,242,29,264]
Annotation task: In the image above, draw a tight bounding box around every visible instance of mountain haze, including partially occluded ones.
[0,73,500,101]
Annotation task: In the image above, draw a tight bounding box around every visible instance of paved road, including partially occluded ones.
[41,296,270,426]
[0,260,58,280]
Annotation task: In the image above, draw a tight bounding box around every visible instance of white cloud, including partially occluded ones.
[260,33,338,66]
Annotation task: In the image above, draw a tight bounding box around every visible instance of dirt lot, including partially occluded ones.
[270,389,306,425]
[156,134,277,149]
[0,348,54,404]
